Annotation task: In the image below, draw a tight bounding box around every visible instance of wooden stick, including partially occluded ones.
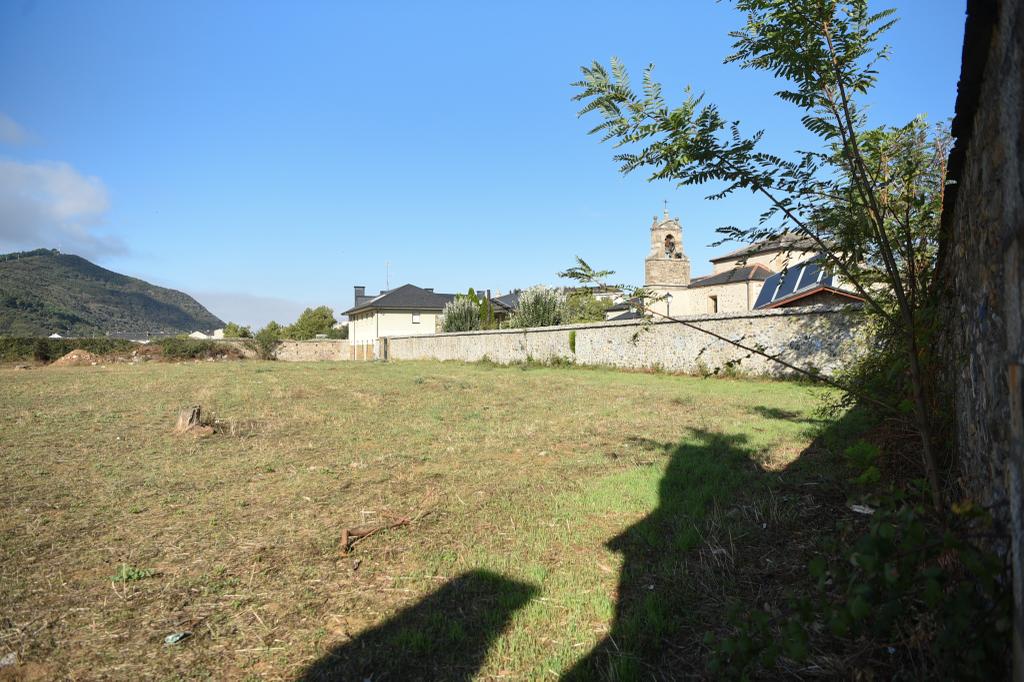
[341,516,413,553]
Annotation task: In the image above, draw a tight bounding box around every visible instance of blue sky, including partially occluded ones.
[0,1,966,327]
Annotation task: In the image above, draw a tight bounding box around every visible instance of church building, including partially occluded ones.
[634,208,858,318]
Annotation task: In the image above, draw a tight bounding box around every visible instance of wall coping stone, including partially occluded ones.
[385,303,859,341]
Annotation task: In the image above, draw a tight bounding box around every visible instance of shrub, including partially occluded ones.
[509,286,564,328]
[442,296,482,333]
[154,337,224,360]
[253,322,282,360]
[708,455,1012,680]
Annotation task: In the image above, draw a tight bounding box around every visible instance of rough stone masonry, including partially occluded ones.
[385,306,863,378]
[938,0,1024,674]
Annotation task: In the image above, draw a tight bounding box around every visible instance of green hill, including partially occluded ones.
[0,249,224,337]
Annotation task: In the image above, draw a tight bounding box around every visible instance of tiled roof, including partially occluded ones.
[343,284,455,315]
[709,234,818,263]
[491,291,522,312]
[687,264,773,288]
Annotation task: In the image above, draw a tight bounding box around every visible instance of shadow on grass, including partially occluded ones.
[297,570,538,681]
[563,413,867,680]
[563,429,762,680]
[749,405,828,426]
[298,412,867,681]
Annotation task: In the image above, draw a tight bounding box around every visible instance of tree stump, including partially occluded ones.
[175,405,202,433]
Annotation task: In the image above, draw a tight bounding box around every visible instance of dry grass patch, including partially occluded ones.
[0,360,847,679]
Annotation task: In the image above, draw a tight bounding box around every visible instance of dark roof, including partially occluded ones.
[608,310,643,321]
[709,234,818,263]
[491,290,522,312]
[939,0,995,255]
[753,254,862,308]
[343,284,455,315]
[688,264,773,288]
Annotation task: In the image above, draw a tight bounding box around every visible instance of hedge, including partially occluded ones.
[0,337,137,362]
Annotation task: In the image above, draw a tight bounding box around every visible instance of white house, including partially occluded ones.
[343,284,455,360]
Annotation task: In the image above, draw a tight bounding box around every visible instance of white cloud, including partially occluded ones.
[0,113,29,145]
[0,159,123,256]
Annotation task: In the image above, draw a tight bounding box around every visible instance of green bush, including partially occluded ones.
[253,322,282,360]
[153,337,225,359]
[509,286,564,328]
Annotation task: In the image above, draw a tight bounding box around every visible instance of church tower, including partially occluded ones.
[644,206,691,287]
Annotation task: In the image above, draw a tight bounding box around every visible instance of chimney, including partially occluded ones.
[354,285,365,305]
[424,288,434,293]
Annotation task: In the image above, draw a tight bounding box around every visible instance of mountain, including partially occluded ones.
[0,249,224,337]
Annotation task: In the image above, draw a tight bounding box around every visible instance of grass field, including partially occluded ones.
[0,360,857,680]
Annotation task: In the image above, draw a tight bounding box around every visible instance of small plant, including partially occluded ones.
[844,439,881,485]
[568,330,577,354]
[111,564,154,582]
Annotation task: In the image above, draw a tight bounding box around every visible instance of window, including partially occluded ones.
[708,295,719,314]
[412,313,421,324]
[664,234,676,256]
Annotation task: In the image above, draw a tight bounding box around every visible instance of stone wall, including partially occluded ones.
[386,306,862,377]
[937,0,1023,671]
[645,256,692,287]
[273,339,348,362]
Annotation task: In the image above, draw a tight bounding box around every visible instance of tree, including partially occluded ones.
[442,294,482,333]
[562,290,612,324]
[285,306,337,340]
[509,286,564,328]
[327,323,349,340]
[222,322,252,338]
[442,289,500,333]
[572,0,947,507]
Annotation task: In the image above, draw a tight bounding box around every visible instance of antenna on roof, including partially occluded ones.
[385,260,390,290]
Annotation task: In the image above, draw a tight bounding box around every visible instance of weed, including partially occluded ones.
[111,564,154,582]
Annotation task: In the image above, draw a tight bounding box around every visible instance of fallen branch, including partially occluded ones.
[340,509,431,553]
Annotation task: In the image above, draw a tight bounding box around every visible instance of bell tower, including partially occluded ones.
[644,205,691,286]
